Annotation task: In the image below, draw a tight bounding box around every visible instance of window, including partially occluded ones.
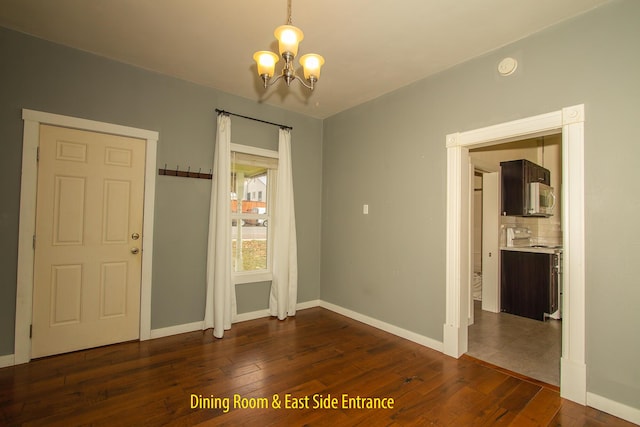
[230,145,278,283]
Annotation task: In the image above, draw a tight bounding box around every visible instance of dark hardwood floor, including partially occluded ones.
[0,307,635,426]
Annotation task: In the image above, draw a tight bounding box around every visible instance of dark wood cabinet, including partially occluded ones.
[500,159,550,216]
[501,250,558,321]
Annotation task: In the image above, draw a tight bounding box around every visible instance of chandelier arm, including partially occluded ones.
[266,74,314,91]
[293,75,314,90]
[265,74,284,88]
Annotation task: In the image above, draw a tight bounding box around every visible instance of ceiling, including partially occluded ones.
[0,0,611,119]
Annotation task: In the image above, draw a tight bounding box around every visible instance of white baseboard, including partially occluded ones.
[149,321,204,339]
[149,300,323,339]
[235,309,270,323]
[234,300,321,323]
[0,353,15,368]
[296,299,321,311]
[587,392,640,425]
[319,300,444,353]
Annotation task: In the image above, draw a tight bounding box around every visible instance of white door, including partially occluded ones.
[468,164,475,325]
[31,124,145,358]
[481,172,500,313]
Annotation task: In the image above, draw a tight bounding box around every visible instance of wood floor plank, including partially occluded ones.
[1,307,636,426]
[509,387,561,426]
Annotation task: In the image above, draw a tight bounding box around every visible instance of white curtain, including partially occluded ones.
[269,128,298,319]
[204,113,236,338]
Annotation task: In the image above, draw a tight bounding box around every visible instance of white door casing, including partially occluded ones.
[443,105,586,405]
[32,125,145,358]
[15,109,157,364]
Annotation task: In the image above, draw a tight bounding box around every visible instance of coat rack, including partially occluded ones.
[158,164,212,180]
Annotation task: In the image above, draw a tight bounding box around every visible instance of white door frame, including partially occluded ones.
[15,109,158,365]
[443,104,586,405]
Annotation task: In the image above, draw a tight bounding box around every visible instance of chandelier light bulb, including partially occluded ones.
[253,51,279,78]
[280,29,298,45]
[274,24,304,57]
[303,56,319,69]
[258,52,277,68]
[300,54,325,81]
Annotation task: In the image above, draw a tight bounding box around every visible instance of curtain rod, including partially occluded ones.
[215,109,292,131]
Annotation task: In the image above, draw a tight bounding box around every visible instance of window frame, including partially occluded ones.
[230,143,278,285]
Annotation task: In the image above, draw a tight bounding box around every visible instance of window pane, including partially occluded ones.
[230,150,276,276]
[231,152,272,215]
[232,222,268,272]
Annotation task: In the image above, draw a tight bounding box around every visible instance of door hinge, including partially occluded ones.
[29,324,32,338]
[36,146,40,162]
[33,234,36,250]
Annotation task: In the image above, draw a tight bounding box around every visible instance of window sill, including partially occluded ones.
[233,272,272,285]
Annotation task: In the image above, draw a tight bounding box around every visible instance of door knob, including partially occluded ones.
[131,247,140,254]
[131,232,140,240]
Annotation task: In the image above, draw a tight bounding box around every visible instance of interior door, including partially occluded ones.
[468,164,475,325]
[31,124,145,358]
[481,172,500,313]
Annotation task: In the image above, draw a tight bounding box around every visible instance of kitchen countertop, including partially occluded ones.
[500,246,563,254]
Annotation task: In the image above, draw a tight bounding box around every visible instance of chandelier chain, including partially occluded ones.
[287,0,292,25]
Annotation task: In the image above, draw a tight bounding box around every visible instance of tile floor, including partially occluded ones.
[467,300,562,386]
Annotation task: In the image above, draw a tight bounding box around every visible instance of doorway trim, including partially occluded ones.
[15,109,158,365]
[443,104,586,404]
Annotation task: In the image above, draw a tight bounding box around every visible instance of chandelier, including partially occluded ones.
[252,0,325,91]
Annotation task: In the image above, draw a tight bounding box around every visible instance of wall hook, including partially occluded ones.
[158,163,212,180]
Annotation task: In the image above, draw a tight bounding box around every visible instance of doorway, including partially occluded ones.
[443,104,587,404]
[467,136,562,386]
[15,109,158,364]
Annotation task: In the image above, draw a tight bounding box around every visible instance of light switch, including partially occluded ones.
[363,204,369,215]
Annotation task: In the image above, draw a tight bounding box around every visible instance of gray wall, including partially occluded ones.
[0,27,322,351]
[321,0,639,410]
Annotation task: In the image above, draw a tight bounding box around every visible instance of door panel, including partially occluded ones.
[100,262,128,318]
[50,264,82,325]
[103,180,131,243]
[53,176,86,245]
[32,124,145,358]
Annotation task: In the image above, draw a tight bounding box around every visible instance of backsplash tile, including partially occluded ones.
[500,215,562,247]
